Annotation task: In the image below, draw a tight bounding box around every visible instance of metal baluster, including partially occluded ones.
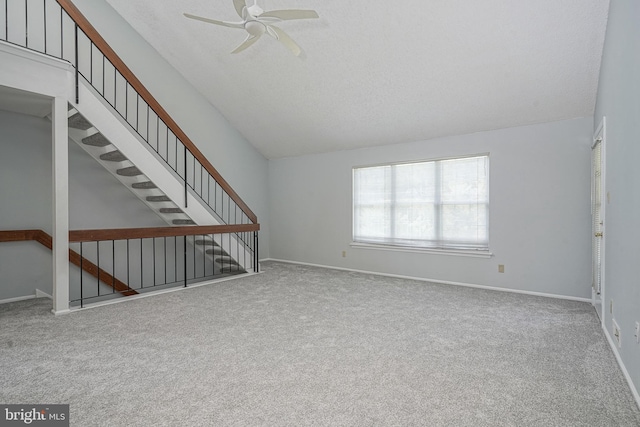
[174,237,178,283]
[140,238,143,289]
[24,0,28,47]
[43,0,47,53]
[153,237,156,287]
[126,239,130,290]
[97,241,100,296]
[112,240,115,294]
[184,146,188,208]
[254,232,259,273]
[74,23,78,103]
[183,235,187,287]
[80,242,84,308]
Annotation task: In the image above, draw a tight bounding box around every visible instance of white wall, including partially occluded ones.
[594,0,640,400]
[269,117,593,299]
[0,111,54,299]
[0,108,168,301]
[70,0,269,258]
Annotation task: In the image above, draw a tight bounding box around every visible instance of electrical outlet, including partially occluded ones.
[341,251,346,258]
[498,264,505,273]
[613,319,621,348]
[635,322,639,344]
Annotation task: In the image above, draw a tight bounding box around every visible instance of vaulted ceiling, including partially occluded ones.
[104,0,610,159]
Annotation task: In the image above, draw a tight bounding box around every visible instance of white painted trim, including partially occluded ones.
[602,323,640,410]
[0,289,52,304]
[0,40,72,72]
[592,116,607,327]
[52,96,70,314]
[262,258,592,303]
[350,242,493,258]
[66,272,260,314]
[36,289,53,299]
[0,295,36,305]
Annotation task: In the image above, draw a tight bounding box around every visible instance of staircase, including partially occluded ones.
[65,92,247,275]
[1,0,259,309]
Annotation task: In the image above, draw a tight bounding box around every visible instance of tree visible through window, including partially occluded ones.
[353,155,489,251]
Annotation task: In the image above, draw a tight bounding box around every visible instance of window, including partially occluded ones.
[353,155,489,251]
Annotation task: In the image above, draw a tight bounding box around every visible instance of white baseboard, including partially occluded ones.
[602,324,640,410]
[261,258,591,303]
[0,289,53,305]
[0,294,36,305]
[36,289,52,299]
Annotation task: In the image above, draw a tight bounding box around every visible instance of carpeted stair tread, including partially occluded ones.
[117,166,143,177]
[133,182,158,190]
[215,256,239,265]
[172,219,195,225]
[205,247,224,256]
[100,151,127,162]
[82,133,110,147]
[159,208,183,214]
[68,113,93,130]
[195,239,219,247]
[146,195,170,202]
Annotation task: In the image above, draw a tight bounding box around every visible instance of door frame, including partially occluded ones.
[592,117,606,324]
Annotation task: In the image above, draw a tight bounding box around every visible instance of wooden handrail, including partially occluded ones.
[56,0,258,224]
[69,224,260,243]
[0,230,137,296]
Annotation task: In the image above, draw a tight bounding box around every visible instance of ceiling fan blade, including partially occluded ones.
[267,25,302,56]
[184,13,244,29]
[259,9,319,21]
[233,0,247,18]
[231,34,261,54]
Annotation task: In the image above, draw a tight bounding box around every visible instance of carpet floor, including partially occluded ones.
[1,261,639,426]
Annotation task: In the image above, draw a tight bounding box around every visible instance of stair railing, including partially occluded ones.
[69,224,259,307]
[0,229,138,298]
[1,0,257,227]
[0,225,259,307]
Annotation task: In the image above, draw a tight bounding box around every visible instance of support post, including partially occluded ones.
[52,96,70,314]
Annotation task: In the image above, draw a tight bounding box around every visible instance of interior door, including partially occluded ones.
[591,120,605,321]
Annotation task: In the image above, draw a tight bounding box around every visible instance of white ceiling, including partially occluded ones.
[105,0,609,159]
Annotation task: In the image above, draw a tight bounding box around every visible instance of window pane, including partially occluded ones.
[441,204,488,247]
[354,166,391,242]
[353,155,489,250]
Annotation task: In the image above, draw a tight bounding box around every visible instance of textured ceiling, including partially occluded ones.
[105,0,609,159]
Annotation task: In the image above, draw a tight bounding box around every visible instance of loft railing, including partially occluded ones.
[0,229,138,297]
[0,0,257,226]
[69,224,259,307]
[0,225,259,307]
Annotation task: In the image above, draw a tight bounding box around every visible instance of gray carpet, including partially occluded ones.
[1,261,639,426]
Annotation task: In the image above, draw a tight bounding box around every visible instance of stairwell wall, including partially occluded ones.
[70,0,270,259]
[0,111,54,300]
[0,108,168,301]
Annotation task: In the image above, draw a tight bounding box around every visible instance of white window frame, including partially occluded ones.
[351,154,491,257]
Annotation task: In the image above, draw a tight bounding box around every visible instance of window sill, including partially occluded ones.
[350,242,493,258]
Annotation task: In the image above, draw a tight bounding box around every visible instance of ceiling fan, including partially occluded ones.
[184,0,319,56]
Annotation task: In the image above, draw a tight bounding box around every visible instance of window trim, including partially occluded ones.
[350,241,493,258]
[352,153,490,254]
